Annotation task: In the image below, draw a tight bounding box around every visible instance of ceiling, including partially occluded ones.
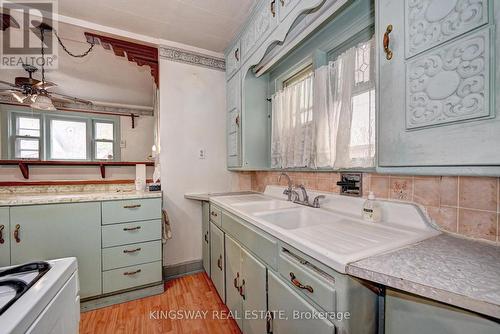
[58,0,257,53]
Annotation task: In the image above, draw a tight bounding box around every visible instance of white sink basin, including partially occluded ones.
[254,207,336,230]
[232,200,298,212]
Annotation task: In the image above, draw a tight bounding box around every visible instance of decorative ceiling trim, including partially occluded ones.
[159,46,225,71]
[84,32,159,86]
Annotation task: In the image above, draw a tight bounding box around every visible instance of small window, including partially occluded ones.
[14,116,40,159]
[49,119,87,160]
[283,65,313,88]
[94,121,115,160]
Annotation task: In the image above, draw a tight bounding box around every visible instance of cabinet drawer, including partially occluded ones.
[102,198,162,225]
[102,261,162,294]
[221,211,278,269]
[278,248,336,312]
[210,205,222,227]
[102,220,161,248]
[102,240,162,271]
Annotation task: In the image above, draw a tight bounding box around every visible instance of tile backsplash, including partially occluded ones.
[237,171,500,243]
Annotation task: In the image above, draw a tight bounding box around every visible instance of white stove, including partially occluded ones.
[0,258,80,334]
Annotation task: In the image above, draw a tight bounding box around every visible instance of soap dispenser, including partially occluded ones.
[362,192,382,223]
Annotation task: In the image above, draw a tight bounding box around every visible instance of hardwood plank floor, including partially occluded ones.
[80,272,241,334]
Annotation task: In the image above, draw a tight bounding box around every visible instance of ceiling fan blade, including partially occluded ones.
[0,80,19,88]
[50,92,93,105]
[34,81,57,89]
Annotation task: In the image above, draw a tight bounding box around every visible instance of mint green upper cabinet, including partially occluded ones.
[10,202,102,298]
[226,41,241,80]
[278,0,300,22]
[240,0,278,63]
[210,222,225,302]
[227,71,242,168]
[378,0,500,173]
[268,271,335,334]
[202,202,211,277]
[0,208,9,267]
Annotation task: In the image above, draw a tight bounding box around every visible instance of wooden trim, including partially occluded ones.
[0,179,154,187]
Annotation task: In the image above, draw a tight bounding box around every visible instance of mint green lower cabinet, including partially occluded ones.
[102,241,162,271]
[102,261,162,294]
[268,271,335,334]
[0,207,10,267]
[210,222,225,302]
[202,202,210,276]
[101,220,161,248]
[385,289,500,334]
[10,202,102,298]
[240,246,267,334]
[225,235,243,329]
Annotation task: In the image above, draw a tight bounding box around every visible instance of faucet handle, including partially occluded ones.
[312,195,325,208]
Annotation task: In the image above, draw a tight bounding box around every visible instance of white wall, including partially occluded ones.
[159,59,236,266]
[120,115,155,161]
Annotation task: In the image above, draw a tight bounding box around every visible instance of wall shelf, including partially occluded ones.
[0,160,154,179]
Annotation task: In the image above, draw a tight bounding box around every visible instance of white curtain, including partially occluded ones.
[271,37,375,169]
[271,73,315,168]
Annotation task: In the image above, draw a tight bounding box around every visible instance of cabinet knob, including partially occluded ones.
[235,115,240,127]
[211,211,218,217]
[280,0,284,6]
[270,0,276,17]
[234,48,239,62]
[289,272,314,293]
[0,225,4,244]
[14,224,21,243]
[234,272,240,289]
[383,24,393,60]
[204,231,209,243]
[217,255,223,271]
[123,204,141,209]
[123,226,141,232]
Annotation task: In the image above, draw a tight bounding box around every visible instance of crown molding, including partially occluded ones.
[159,46,225,71]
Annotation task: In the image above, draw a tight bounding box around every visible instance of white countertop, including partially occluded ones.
[210,186,440,274]
[0,190,162,206]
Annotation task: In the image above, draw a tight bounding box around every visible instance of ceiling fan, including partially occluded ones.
[0,22,94,110]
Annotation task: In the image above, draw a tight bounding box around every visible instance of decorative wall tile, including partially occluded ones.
[413,176,440,206]
[440,176,458,207]
[459,176,498,211]
[458,209,497,241]
[370,176,390,199]
[427,206,458,233]
[390,177,414,201]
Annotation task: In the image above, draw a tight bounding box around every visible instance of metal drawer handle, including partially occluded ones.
[123,269,142,276]
[217,255,223,271]
[123,204,141,209]
[14,224,21,243]
[0,225,4,244]
[234,48,239,61]
[383,24,393,60]
[211,211,218,217]
[270,0,276,17]
[290,272,314,293]
[204,231,209,243]
[234,272,240,289]
[239,279,246,300]
[123,226,141,231]
[123,247,141,254]
[235,114,240,127]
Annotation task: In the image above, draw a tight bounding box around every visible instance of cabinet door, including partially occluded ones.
[226,41,241,80]
[227,71,242,168]
[241,247,267,334]
[202,202,211,277]
[241,0,277,62]
[225,235,243,330]
[210,222,225,302]
[278,0,300,21]
[268,271,335,334]
[378,0,499,167]
[10,203,102,298]
[0,208,9,267]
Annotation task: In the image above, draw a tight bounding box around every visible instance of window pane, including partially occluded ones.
[350,89,375,159]
[15,138,39,159]
[95,122,114,140]
[16,116,40,137]
[95,141,114,160]
[50,119,87,160]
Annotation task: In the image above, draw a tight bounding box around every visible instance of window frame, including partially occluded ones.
[2,106,121,161]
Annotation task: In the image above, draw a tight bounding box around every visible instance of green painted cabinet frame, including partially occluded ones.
[0,207,10,267]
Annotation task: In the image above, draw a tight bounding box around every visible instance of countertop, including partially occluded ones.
[347,234,500,318]
[184,191,257,201]
[0,190,162,206]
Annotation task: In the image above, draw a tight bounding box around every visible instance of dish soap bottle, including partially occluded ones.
[362,192,381,223]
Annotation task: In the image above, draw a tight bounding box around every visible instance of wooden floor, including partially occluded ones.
[80,272,241,334]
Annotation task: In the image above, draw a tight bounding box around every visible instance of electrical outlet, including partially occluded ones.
[198,149,206,159]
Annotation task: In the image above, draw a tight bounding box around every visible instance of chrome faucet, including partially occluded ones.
[278,172,294,201]
[293,184,325,208]
[296,184,309,203]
